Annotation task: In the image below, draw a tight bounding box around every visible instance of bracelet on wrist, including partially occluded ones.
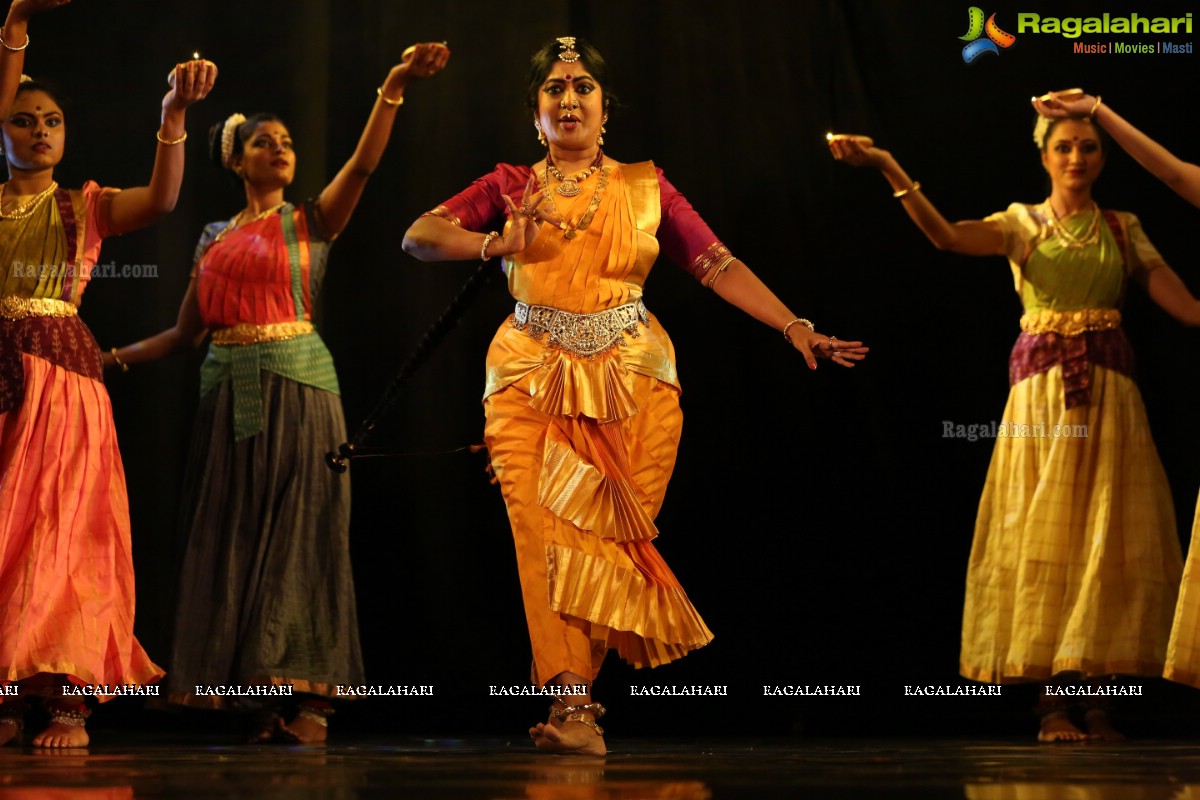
[111,347,130,373]
[782,318,815,343]
[0,28,30,52]
[377,87,404,107]
[893,181,921,199]
[480,231,500,262]
[156,130,188,146]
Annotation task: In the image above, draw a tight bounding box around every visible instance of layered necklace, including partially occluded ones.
[540,162,611,241]
[212,202,288,244]
[1045,200,1101,249]
[0,181,59,220]
[545,149,604,197]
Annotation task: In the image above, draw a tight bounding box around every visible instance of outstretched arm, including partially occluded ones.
[1033,91,1200,208]
[0,0,69,115]
[829,138,1005,256]
[102,279,207,369]
[316,42,449,238]
[704,258,868,370]
[105,60,217,236]
[1135,263,1200,327]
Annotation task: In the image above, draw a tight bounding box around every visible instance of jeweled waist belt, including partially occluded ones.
[211,320,314,346]
[1019,308,1120,336]
[512,299,649,357]
[0,295,78,319]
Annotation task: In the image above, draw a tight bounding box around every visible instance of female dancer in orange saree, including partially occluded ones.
[404,36,867,755]
[0,0,214,747]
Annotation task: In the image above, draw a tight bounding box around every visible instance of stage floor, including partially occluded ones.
[2,737,1200,798]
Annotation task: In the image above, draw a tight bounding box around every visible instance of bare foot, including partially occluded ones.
[277,713,328,745]
[31,720,89,748]
[530,718,606,756]
[244,712,282,744]
[1038,712,1087,743]
[1084,709,1127,742]
[0,718,21,746]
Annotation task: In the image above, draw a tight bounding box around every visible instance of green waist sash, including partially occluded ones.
[200,331,340,441]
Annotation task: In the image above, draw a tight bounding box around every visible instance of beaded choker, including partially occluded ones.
[545,150,604,197]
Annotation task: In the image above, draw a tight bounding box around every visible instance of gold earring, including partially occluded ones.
[598,115,607,147]
[534,121,546,147]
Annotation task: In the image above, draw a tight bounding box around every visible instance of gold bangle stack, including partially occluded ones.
[156,130,188,146]
[893,181,922,199]
[1087,95,1103,119]
[376,87,404,107]
[705,255,736,290]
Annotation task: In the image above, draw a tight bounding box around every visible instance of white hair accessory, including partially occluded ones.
[220,113,247,169]
[1032,114,1052,149]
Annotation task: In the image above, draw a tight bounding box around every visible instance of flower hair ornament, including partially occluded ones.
[220,112,247,169]
[1032,113,1052,150]
[556,36,580,63]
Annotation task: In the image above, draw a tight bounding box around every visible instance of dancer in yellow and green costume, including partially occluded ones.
[831,103,1200,741]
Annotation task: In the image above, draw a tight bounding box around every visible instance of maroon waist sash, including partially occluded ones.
[0,315,104,414]
[1008,328,1134,409]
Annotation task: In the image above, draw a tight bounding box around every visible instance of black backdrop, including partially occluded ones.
[31,0,1200,737]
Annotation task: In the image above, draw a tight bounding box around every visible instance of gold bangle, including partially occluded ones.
[1087,95,1102,119]
[156,130,188,146]
[0,28,29,52]
[893,181,921,199]
[782,317,815,342]
[111,347,130,373]
[706,255,736,290]
[376,87,404,107]
[480,231,500,262]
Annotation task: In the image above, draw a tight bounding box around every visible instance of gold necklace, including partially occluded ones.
[546,150,604,197]
[539,165,611,240]
[0,181,59,220]
[1045,200,1101,249]
[212,202,288,244]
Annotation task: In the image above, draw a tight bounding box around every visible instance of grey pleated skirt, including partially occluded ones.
[166,372,364,708]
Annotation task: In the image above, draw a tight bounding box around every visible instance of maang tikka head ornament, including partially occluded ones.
[557,36,580,63]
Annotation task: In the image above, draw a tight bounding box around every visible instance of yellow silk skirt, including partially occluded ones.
[960,363,1181,683]
[483,321,712,685]
[1164,499,1200,687]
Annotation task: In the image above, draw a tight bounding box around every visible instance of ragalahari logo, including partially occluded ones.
[960,7,1017,62]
